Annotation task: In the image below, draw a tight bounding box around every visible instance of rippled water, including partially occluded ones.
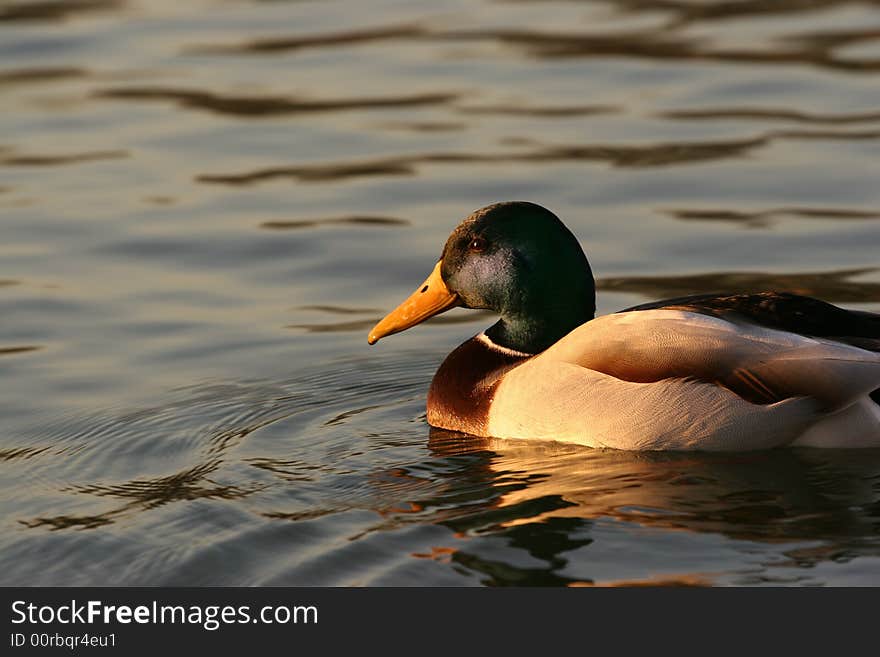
[2,0,880,586]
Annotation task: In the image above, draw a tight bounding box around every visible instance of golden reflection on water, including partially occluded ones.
[426,429,880,584]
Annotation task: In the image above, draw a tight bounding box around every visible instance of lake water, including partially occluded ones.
[2,0,880,586]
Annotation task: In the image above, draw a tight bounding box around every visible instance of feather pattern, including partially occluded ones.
[486,310,880,450]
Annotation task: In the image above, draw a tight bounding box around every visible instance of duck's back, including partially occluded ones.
[623,291,880,353]
[626,291,880,407]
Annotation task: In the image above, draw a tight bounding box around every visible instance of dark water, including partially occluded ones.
[2,0,880,586]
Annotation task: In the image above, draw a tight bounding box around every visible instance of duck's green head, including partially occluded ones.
[368,201,596,354]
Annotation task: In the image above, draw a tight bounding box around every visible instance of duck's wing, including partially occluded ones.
[488,359,823,450]
[541,309,880,409]
[621,291,880,353]
[486,309,880,450]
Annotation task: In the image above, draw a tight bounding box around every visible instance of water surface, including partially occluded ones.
[2,0,880,586]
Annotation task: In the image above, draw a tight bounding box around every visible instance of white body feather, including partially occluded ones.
[486,310,880,450]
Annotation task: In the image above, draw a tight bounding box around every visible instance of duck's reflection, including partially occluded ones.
[418,428,880,584]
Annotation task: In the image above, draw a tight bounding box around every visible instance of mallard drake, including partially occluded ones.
[368,202,880,450]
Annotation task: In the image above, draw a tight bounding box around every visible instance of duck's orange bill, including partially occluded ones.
[368,260,460,344]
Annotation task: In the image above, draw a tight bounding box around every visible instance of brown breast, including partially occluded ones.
[426,335,530,435]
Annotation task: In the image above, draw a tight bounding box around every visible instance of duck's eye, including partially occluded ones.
[468,236,488,253]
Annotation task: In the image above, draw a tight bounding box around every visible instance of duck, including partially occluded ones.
[367,201,880,451]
